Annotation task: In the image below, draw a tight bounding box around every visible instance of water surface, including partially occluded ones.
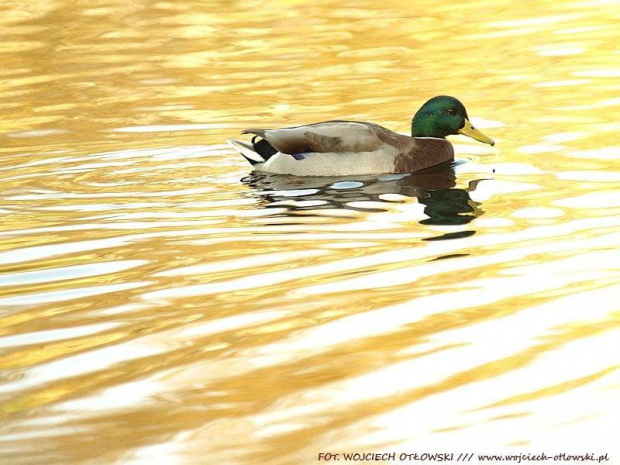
[1,0,620,463]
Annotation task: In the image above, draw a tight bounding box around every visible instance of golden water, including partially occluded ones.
[1,0,620,463]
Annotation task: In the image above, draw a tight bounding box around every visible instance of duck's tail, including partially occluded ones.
[227,138,265,166]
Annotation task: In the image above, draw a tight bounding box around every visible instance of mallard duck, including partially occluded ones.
[228,95,494,176]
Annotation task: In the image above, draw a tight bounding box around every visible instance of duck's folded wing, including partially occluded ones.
[242,122,388,155]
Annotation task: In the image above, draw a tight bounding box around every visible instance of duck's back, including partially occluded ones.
[243,121,411,156]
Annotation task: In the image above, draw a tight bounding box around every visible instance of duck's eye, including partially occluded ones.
[446,108,457,115]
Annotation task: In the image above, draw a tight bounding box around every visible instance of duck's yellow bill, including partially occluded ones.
[458,119,495,146]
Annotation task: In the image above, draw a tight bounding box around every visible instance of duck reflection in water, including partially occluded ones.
[242,162,486,230]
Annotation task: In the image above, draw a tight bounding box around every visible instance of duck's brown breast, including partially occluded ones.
[393,138,454,173]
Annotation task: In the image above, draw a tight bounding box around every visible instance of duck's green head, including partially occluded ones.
[411,95,494,146]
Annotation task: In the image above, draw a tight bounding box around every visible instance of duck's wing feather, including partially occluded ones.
[242,121,403,155]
